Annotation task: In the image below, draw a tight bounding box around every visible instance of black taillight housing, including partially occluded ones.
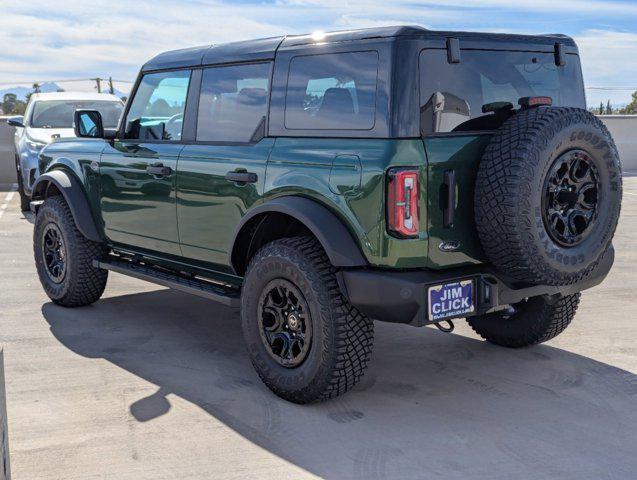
[387,167,420,238]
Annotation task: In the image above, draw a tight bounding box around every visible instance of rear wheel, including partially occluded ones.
[241,236,374,403]
[467,293,580,348]
[34,195,108,307]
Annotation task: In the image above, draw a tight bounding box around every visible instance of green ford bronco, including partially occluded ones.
[32,26,622,403]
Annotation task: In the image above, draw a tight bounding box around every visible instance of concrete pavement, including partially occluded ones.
[0,180,635,479]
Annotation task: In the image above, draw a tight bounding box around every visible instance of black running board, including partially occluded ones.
[93,258,240,307]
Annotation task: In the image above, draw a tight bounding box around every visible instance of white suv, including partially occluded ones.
[7,91,124,210]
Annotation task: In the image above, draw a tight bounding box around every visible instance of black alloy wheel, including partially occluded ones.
[542,150,600,247]
[258,279,312,368]
[42,223,67,283]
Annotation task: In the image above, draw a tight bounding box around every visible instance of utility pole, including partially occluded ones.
[92,77,102,93]
[108,77,114,94]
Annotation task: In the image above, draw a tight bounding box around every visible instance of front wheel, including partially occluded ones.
[467,293,581,348]
[241,236,374,403]
[15,156,30,212]
[34,195,108,307]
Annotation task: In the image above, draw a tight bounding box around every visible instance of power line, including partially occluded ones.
[0,78,134,86]
[585,87,637,91]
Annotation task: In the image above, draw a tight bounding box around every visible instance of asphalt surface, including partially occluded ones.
[0,180,635,480]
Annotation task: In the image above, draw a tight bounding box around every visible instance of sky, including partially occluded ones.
[1,0,636,107]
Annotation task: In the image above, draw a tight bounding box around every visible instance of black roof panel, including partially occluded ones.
[141,25,576,72]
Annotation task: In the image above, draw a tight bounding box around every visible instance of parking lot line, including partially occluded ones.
[0,184,17,220]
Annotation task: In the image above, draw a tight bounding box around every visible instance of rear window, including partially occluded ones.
[31,100,123,129]
[419,50,585,134]
[284,51,378,130]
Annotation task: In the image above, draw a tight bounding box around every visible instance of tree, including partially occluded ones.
[2,93,17,114]
[619,91,637,115]
[606,100,613,115]
[12,100,26,115]
[599,101,604,115]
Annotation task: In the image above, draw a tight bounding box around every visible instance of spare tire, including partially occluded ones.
[475,107,622,286]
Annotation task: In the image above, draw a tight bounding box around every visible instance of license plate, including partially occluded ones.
[428,280,474,321]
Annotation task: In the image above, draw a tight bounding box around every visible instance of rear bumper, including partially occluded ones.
[340,246,614,327]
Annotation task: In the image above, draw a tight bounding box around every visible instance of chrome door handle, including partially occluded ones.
[225,171,258,184]
[146,165,173,177]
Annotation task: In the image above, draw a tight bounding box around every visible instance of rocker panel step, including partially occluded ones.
[93,258,241,307]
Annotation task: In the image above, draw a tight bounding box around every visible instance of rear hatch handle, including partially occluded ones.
[442,169,456,228]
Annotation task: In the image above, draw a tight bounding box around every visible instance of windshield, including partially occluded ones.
[419,49,585,134]
[30,100,124,129]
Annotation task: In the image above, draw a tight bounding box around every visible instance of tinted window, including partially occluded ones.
[30,100,123,128]
[197,63,270,143]
[419,50,585,134]
[124,70,191,141]
[284,51,378,130]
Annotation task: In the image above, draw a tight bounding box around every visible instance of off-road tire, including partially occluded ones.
[241,236,374,403]
[34,195,108,307]
[475,107,622,285]
[467,293,580,348]
[15,156,30,212]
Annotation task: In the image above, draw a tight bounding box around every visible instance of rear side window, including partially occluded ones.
[419,50,585,134]
[284,51,378,130]
[197,63,271,143]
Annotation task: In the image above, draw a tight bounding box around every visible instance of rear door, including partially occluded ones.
[176,62,273,268]
[418,48,585,268]
[100,69,191,256]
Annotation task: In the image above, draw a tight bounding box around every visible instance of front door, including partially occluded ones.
[177,62,273,268]
[100,69,192,256]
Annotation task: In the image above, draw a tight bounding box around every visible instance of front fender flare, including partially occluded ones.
[231,196,367,271]
[31,170,102,242]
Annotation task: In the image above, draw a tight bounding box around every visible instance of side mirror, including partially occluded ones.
[6,116,24,128]
[74,110,104,138]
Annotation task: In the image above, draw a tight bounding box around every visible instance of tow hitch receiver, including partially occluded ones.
[434,320,455,333]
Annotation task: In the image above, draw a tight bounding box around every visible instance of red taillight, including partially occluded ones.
[387,168,420,238]
[518,96,553,108]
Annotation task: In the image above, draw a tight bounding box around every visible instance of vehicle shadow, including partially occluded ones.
[41,289,637,479]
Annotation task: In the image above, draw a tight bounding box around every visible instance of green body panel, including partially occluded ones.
[100,141,184,256]
[37,139,106,226]
[39,134,491,275]
[176,139,274,269]
[423,135,491,268]
[265,138,429,269]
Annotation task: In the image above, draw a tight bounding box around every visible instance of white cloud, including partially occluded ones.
[575,29,637,106]
[0,0,635,106]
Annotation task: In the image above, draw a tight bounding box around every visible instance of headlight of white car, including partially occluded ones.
[26,139,46,152]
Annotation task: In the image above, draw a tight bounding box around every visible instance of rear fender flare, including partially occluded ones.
[230,196,367,273]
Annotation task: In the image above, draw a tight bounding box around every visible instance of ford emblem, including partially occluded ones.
[438,240,460,252]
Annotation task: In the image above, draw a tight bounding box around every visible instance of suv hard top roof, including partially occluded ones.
[141,25,576,72]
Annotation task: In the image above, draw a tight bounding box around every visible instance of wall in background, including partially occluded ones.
[0,120,16,185]
[598,116,637,174]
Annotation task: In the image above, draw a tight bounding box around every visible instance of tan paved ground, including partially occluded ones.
[0,179,635,479]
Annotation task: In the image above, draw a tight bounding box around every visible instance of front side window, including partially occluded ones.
[284,51,378,130]
[124,70,191,141]
[419,49,585,134]
[196,63,271,143]
[30,100,123,128]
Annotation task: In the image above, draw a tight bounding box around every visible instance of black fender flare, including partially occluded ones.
[31,170,102,242]
[230,196,367,272]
